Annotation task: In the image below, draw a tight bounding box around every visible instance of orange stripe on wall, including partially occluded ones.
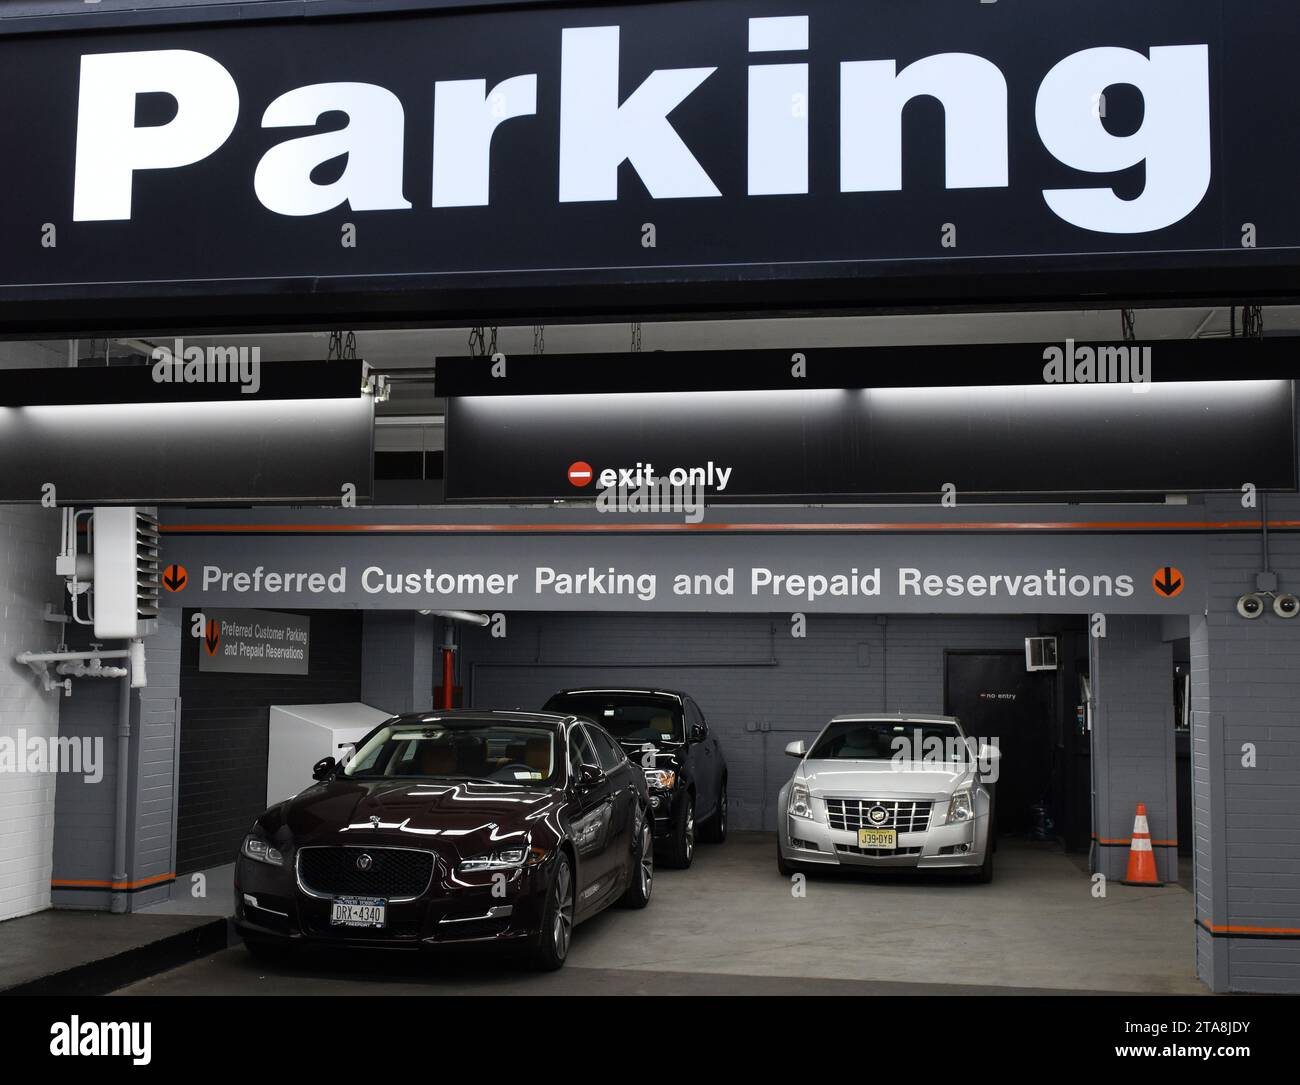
[1201,921,1300,936]
[51,872,174,891]
[160,519,1300,535]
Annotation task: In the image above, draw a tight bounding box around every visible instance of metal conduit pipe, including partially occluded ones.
[55,661,128,678]
[111,672,131,914]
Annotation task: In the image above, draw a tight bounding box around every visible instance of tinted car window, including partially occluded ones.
[344,721,558,782]
[545,693,683,743]
[569,725,601,769]
[587,726,626,772]
[567,731,583,779]
[809,719,966,762]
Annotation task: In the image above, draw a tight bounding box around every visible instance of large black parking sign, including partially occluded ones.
[0,0,1297,328]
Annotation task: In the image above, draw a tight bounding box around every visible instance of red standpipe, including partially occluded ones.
[439,645,456,709]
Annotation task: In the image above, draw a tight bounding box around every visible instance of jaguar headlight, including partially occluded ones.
[241,834,284,867]
[788,782,813,820]
[947,789,974,823]
[459,845,543,872]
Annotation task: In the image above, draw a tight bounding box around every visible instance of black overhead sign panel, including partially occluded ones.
[435,339,1300,396]
[0,0,1298,330]
[443,370,1297,502]
[0,361,374,505]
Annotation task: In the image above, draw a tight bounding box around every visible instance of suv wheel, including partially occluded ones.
[699,781,728,844]
[662,794,695,868]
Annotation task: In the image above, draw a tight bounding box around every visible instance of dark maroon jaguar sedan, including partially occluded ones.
[233,710,653,970]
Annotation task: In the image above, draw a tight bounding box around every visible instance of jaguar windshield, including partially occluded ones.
[343,719,560,784]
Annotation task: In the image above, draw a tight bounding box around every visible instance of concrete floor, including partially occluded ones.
[118,832,1202,996]
[0,910,224,994]
[140,863,235,917]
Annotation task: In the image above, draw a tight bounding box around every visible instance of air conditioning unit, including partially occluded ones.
[91,507,160,639]
[1025,635,1059,672]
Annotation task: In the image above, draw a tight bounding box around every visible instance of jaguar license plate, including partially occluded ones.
[858,828,897,850]
[330,897,387,928]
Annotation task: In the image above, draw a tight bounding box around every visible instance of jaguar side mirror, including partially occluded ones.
[784,740,806,758]
[312,756,337,781]
[577,763,604,789]
[690,723,706,742]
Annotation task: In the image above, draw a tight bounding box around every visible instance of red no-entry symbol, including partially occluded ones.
[567,461,594,487]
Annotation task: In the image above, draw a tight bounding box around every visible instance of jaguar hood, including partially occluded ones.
[259,778,564,848]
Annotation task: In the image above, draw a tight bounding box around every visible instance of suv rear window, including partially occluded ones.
[544,693,683,744]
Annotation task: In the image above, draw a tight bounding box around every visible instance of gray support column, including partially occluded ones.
[1190,613,1229,991]
[50,606,183,911]
[1090,615,1177,883]
[360,611,435,715]
[127,606,183,910]
[1193,494,1300,992]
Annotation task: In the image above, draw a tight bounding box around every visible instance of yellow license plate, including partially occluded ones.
[858,828,897,849]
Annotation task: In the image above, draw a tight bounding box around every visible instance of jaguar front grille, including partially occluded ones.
[296,846,435,900]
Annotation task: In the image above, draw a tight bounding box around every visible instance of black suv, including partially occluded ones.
[541,688,727,868]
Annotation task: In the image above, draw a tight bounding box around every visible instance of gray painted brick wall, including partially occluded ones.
[48,656,119,910]
[1192,493,1300,992]
[50,550,182,911]
[360,611,435,714]
[1090,615,1177,883]
[129,607,182,909]
[460,612,1042,831]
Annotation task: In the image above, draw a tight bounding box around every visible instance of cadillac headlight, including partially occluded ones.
[788,782,813,820]
[241,834,284,867]
[947,789,974,823]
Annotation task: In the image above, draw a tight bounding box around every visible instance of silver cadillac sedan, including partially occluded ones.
[776,713,996,883]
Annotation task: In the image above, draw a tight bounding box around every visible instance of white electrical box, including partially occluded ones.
[266,702,393,807]
[92,506,160,639]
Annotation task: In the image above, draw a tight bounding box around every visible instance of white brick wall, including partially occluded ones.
[0,341,69,919]
[0,503,64,921]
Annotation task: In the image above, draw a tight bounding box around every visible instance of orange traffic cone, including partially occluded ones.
[1120,803,1165,886]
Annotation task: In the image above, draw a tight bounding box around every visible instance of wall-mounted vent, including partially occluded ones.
[92,507,159,640]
